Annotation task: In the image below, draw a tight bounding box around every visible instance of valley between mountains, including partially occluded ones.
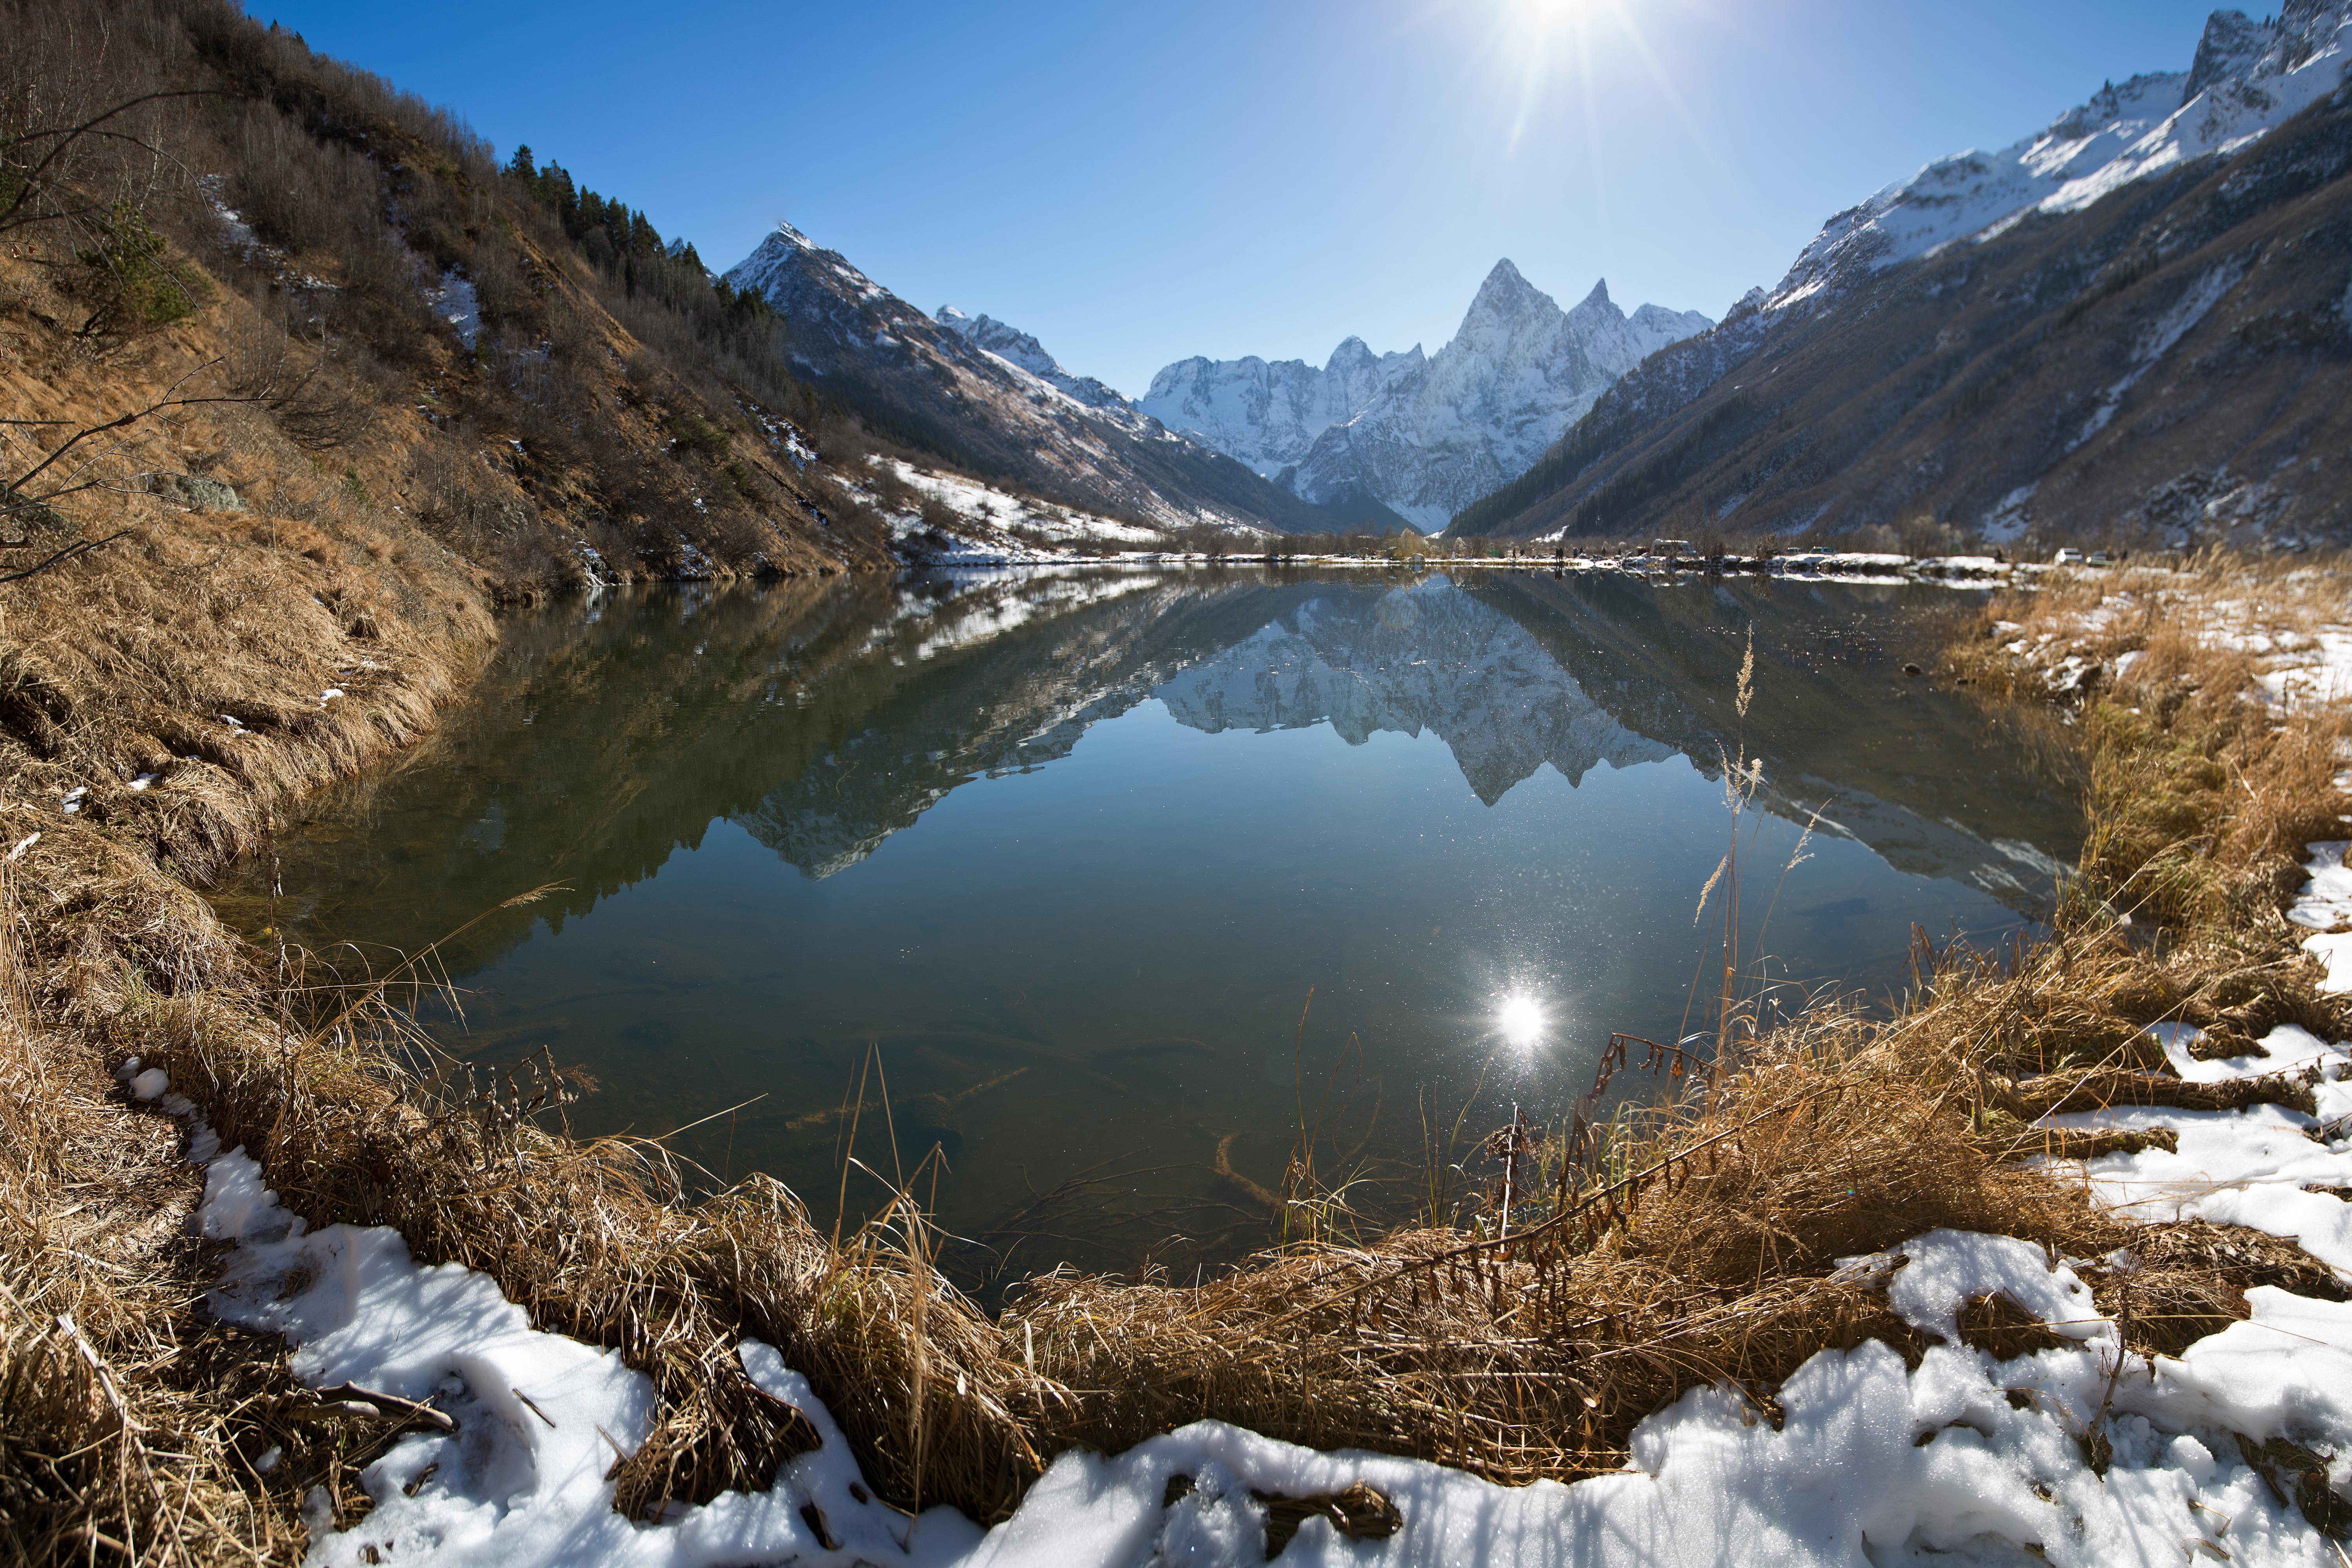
[13,2,2352,1565]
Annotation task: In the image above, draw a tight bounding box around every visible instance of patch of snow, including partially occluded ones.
[190,1130,983,1567]
[2260,629,2352,709]
[2046,1017,2352,1276]
[2072,256,2252,450]
[421,268,481,350]
[1984,483,2039,543]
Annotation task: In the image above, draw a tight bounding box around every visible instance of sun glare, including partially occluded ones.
[1497,993,1544,1048]
[1513,0,1590,26]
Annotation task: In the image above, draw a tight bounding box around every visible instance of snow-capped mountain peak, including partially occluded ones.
[1140,263,1711,526]
[1768,2,2352,309]
[931,304,1126,409]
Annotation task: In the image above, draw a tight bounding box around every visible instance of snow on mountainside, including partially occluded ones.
[724,225,1350,536]
[1769,0,2352,309]
[1141,265,1711,532]
[935,306,1129,411]
[1137,338,1426,480]
[1454,1,2352,544]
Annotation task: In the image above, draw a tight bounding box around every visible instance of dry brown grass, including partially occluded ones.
[13,531,2352,1556]
[0,844,317,1562]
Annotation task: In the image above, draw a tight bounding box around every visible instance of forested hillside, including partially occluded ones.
[0,0,947,597]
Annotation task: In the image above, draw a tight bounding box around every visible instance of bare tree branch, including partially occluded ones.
[0,530,129,583]
[0,90,230,234]
[1,358,231,500]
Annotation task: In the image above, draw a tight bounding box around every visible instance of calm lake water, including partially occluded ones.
[216,566,2080,1287]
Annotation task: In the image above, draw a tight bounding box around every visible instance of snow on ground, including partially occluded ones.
[1989,566,2352,710]
[147,820,2352,1564]
[421,268,482,350]
[2048,1022,2352,1279]
[162,1083,2352,1566]
[2261,630,2352,708]
[882,461,1169,548]
[866,460,1177,565]
[745,408,817,467]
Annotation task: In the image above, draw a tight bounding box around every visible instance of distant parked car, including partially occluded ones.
[2054,548,2085,565]
[2086,550,2112,566]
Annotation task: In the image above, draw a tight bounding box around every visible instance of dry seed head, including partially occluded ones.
[1694,854,1728,925]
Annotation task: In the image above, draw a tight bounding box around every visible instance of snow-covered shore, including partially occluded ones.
[119,561,2352,1565]
[128,914,2352,1564]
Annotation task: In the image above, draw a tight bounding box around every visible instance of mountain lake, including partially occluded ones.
[214,566,2082,1293]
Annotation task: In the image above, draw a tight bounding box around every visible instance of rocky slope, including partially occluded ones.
[725,225,1356,535]
[1454,2,2352,547]
[1140,266,1710,532]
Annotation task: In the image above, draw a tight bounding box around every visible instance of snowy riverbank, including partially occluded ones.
[127,899,2352,1564]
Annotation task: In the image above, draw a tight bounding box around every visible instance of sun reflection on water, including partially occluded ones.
[1496,993,1544,1049]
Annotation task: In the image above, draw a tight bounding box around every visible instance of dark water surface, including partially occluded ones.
[216,567,2080,1284]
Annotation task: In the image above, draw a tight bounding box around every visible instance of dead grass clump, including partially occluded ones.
[0,852,300,1562]
[2005,1066,2318,1118]
[609,1338,821,1524]
[2076,699,2346,936]
[2087,1221,2350,1359]
[1954,1292,2076,1360]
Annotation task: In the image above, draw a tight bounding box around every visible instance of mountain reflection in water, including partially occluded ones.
[218,567,2079,1285]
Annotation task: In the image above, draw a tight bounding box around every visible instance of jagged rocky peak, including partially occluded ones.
[1461,258,1555,330]
[934,303,1127,410]
[2187,9,2270,98]
[1134,336,1428,481]
[1141,261,1710,521]
[936,304,1054,376]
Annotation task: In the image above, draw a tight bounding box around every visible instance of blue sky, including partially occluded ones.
[266,0,2223,397]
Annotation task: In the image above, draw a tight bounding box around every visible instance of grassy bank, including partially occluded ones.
[7,555,2352,1560]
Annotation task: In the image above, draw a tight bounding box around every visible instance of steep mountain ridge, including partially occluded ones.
[1141,264,1710,532]
[934,305,1127,411]
[1773,0,2352,313]
[1454,2,2352,544]
[1138,339,1427,481]
[725,225,1353,535]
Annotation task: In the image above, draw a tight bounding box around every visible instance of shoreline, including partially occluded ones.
[9,554,2352,1561]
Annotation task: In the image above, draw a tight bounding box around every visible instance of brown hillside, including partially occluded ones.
[1457,91,2352,552]
[4,0,899,601]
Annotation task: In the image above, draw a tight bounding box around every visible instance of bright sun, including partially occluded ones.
[1497,994,1544,1048]
[1510,0,1598,35]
